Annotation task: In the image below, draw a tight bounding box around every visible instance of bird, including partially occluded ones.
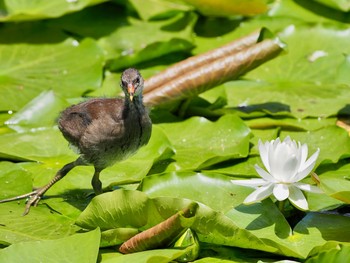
[0,68,152,215]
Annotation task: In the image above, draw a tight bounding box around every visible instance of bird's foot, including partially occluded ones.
[0,188,45,216]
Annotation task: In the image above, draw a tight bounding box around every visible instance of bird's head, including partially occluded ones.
[121,68,144,102]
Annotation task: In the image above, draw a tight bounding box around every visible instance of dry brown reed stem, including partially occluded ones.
[119,202,198,254]
[144,29,262,93]
[144,38,284,107]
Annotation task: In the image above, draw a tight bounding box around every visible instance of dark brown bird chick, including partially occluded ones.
[0,68,152,215]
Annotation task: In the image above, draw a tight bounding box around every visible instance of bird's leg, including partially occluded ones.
[0,158,83,215]
[91,168,103,195]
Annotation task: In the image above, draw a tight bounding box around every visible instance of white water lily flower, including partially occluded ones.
[232,136,322,211]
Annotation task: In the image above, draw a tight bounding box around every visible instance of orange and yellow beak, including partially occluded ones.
[127,83,135,101]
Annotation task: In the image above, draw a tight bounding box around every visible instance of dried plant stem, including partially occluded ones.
[144,37,284,107]
[119,202,198,254]
[144,29,263,93]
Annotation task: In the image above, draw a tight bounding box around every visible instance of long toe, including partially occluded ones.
[0,190,38,204]
[23,194,42,216]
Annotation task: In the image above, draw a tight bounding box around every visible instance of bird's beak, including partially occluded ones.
[127,83,135,101]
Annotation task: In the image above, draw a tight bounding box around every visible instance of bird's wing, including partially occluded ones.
[81,115,125,148]
[58,108,92,146]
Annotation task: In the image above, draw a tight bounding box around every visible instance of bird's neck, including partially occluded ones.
[122,95,145,121]
[125,95,144,110]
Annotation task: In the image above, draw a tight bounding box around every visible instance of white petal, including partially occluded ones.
[258,139,271,172]
[274,137,281,145]
[254,164,275,182]
[281,154,299,181]
[288,185,309,211]
[273,183,289,201]
[289,137,298,152]
[269,144,298,181]
[231,178,267,188]
[283,136,291,143]
[294,166,314,182]
[299,143,308,169]
[289,142,306,182]
[268,139,279,176]
[271,138,280,153]
[294,182,323,193]
[299,148,320,173]
[243,183,274,204]
[294,148,320,181]
[269,144,286,181]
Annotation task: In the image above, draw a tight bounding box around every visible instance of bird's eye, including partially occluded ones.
[121,80,127,87]
[134,77,140,85]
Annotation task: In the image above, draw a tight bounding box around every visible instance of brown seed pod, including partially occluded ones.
[144,37,284,107]
[144,29,263,93]
[119,202,198,254]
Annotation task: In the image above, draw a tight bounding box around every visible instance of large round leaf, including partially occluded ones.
[0,38,104,111]
[306,244,350,263]
[0,162,32,200]
[0,202,81,245]
[0,0,107,21]
[76,189,286,255]
[318,163,350,204]
[158,114,251,171]
[0,229,100,263]
[140,171,254,211]
[100,12,196,70]
[281,126,350,165]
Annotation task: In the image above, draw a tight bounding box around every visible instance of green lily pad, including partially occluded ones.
[0,162,32,200]
[46,2,128,39]
[158,115,251,171]
[0,127,75,162]
[79,189,346,258]
[308,0,350,12]
[269,0,349,23]
[139,171,314,257]
[199,25,350,119]
[0,0,107,21]
[291,212,350,256]
[102,248,191,263]
[246,117,337,131]
[0,228,100,263]
[280,125,350,165]
[0,1,349,261]
[99,12,196,70]
[230,209,350,258]
[247,24,350,83]
[182,0,268,16]
[139,171,253,212]
[306,190,344,211]
[0,38,104,112]
[205,156,262,178]
[129,0,192,20]
[223,80,350,119]
[318,163,350,204]
[0,21,68,44]
[5,91,70,132]
[306,243,350,263]
[76,189,286,255]
[87,71,123,97]
[0,202,81,245]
